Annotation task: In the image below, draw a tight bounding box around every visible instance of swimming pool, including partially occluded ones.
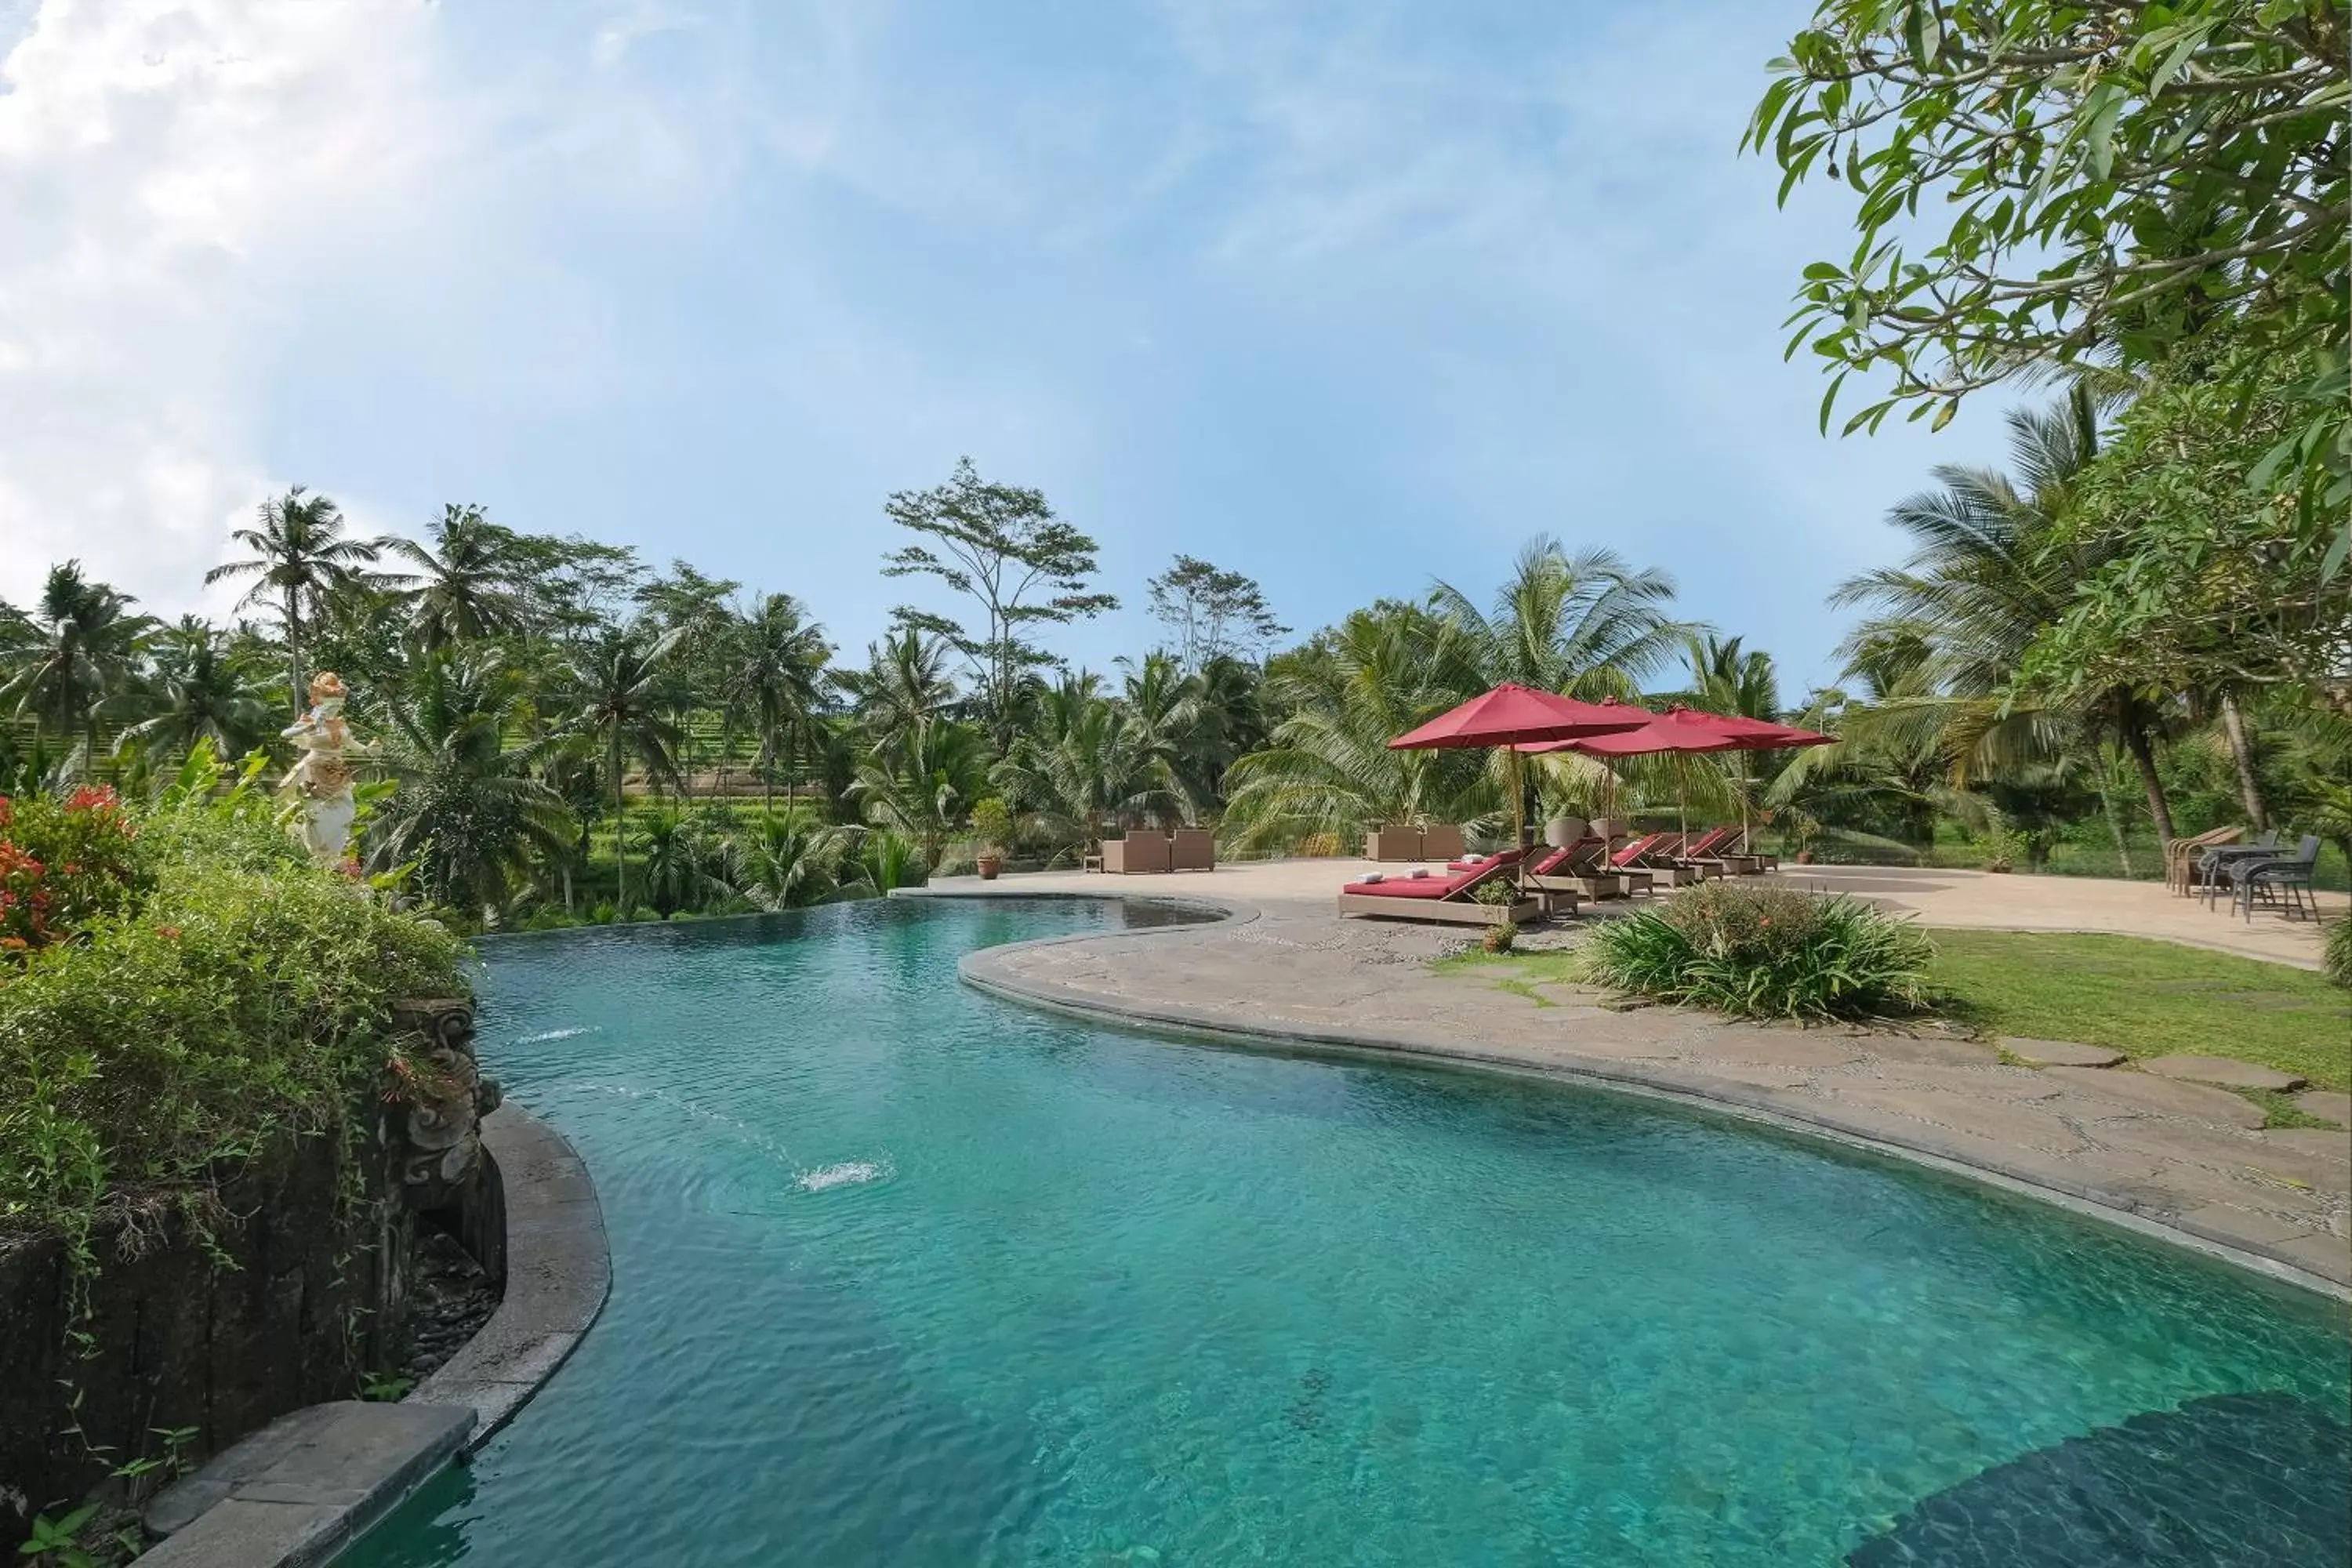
[347,897,2349,1566]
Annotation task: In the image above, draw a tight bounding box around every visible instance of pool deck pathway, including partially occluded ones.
[907,860,2350,1293]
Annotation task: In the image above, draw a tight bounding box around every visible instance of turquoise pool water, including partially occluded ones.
[350,898,2349,1566]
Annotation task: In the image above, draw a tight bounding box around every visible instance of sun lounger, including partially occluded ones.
[1602,833,1667,895]
[1336,851,1541,926]
[1526,837,1625,905]
[1721,826,1777,873]
[1627,833,1714,886]
[1672,826,1755,877]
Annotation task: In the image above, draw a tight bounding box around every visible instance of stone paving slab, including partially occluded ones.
[2038,1066,2268,1130]
[140,1403,470,1566]
[2001,1037,2125,1069]
[909,877,2349,1293]
[2294,1091,2352,1127]
[2143,1054,2307,1092]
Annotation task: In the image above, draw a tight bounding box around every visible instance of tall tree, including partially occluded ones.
[836,628,956,738]
[1835,394,2181,843]
[118,616,272,760]
[722,593,832,809]
[562,624,686,913]
[881,458,1117,748]
[372,650,574,916]
[205,487,392,713]
[1146,555,1288,670]
[386,504,533,649]
[1222,604,1495,852]
[1749,2,2349,559]
[2,562,152,764]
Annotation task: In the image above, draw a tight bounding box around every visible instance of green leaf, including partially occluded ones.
[1930,398,1958,432]
[2325,522,2350,583]
[2082,83,2125,183]
[1818,371,1849,437]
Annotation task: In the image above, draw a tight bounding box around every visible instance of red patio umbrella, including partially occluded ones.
[1388,685,1650,846]
[1522,706,1833,840]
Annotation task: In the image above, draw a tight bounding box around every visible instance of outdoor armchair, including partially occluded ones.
[2165,826,2241,896]
[2224,834,2321,922]
[2197,830,2278,906]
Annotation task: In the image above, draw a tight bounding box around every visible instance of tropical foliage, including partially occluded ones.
[1584,881,1935,1020]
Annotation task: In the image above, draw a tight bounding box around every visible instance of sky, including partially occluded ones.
[0,0,2025,695]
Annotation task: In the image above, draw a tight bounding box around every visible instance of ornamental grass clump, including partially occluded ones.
[1584,880,1933,1022]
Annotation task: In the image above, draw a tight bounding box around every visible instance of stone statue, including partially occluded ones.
[388,999,503,1209]
[280,670,373,864]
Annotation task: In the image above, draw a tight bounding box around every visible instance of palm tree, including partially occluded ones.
[205,487,394,713]
[732,804,855,910]
[630,809,725,917]
[992,673,1179,862]
[372,651,573,917]
[1221,604,1495,852]
[1430,537,1686,837]
[723,593,831,809]
[849,717,990,869]
[2,561,153,766]
[384,505,532,650]
[1832,390,2180,843]
[1675,633,1780,720]
[1431,538,1685,699]
[836,627,956,737]
[562,624,686,912]
[118,616,272,760]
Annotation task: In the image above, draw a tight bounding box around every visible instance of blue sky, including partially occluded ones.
[0,0,2020,694]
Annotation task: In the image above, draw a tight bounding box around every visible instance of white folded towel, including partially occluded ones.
[1409,866,1432,879]
[1360,871,1385,884]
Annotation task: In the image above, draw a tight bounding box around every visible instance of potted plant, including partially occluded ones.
[971,797,1013,880]
[1482,919,1518,955]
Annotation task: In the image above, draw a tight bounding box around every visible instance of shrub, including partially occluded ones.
[969,797,1014,854]
[0,796,467,1250]
[0,786,151,958]
[1584,880,1933,1021]
[2326,916,2351,990]
[1483,920,1517,954]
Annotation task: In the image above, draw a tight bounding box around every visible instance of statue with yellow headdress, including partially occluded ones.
[280,671,374,865]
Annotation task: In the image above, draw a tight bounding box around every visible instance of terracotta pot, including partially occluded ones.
[976,853,1003,880]
[1794,850,1814,865]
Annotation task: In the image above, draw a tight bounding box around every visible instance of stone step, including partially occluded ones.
[2000,1036,2124,1069]
[2141,1054,2307,1093]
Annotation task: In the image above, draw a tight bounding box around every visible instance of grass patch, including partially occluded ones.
[1432,949,1583,1006]
[1926,930,2350,1092]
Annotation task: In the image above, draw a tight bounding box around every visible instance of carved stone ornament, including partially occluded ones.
[388,998,504,1209]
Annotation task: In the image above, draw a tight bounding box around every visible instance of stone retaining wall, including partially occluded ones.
[0,1119,412,1552]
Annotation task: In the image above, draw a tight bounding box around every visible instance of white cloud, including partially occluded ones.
[0,0,456,612]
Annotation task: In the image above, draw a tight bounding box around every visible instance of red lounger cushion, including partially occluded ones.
[1609,834,1662,868]
[1341,877,1459,898]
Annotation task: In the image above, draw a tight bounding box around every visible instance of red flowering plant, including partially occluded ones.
[0,786,153,962]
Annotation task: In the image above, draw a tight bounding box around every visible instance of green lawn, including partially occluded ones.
[1434,929,2349,1093]
[1922,930,2349,1093]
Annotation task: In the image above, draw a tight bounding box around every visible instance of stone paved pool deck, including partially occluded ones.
[904,860,2350,1294]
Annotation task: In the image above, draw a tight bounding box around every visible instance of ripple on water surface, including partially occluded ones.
[348,898,2351,1567]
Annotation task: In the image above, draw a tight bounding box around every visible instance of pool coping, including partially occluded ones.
[899,886,2351,1303]
[136,1104,609,1568]
[406,1102,612,1450]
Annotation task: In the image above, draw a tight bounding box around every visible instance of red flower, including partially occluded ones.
[64,785,119,813]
